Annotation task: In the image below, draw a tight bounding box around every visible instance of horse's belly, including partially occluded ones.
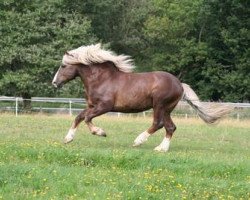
[113,96,152,113]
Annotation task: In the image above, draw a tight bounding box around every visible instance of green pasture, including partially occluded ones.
[0,114,249,200]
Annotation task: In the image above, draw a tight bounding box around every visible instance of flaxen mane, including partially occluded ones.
[62,44,135,73]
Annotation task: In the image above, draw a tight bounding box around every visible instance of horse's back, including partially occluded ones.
[112,71,183,112]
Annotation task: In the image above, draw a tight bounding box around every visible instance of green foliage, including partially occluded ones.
[0,0,96,98]
[61,0,152,65]
[142,0,203,71]
[194,0,250,101]
[141,0,249,101]
[0,0,249,101]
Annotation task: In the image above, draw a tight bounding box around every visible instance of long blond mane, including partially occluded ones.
[62,44,135,73]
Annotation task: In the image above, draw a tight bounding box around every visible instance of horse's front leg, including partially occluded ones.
[86,121,106,137]
[64,110,86,143]
[84,103,112,137]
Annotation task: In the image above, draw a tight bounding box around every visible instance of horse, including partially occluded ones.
[52,44,232,152]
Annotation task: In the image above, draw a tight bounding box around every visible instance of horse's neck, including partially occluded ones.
[79,63,120,93]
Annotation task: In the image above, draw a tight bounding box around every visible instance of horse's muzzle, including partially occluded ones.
[52,81,62,88]
[52,81,57,88]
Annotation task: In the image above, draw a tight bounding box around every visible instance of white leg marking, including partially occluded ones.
[92,126,106,136]
[154,137,171,152]
[133,131,151,147]
[64,127,77,144]
[87,122,106,137]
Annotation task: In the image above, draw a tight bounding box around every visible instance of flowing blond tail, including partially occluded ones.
[182,83,233,124]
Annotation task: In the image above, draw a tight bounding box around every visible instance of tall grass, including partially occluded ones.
[0,114,249,199]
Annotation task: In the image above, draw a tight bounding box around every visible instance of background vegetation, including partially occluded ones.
[0,0,249,102]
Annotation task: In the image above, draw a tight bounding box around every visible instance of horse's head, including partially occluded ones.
[52,51,82,88]
[52,63,79,88]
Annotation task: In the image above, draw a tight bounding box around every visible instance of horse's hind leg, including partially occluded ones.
[133,105,165,146]
[64,110,86,143]
[154,114,176,152]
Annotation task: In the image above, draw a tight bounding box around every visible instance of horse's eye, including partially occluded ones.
[61,64,66,68]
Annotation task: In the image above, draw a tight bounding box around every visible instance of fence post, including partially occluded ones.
[237,113,240,121]
[15,97,18,116]
[69,100,72,116]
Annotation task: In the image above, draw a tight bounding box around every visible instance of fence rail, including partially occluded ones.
[0,96,249,120]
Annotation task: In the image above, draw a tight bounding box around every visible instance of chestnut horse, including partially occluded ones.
[52,44,231,152]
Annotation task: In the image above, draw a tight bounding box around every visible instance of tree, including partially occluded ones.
[143,0,204,74]
[61,0,152,70]
[0,0,96,105]
[195,0,250,101]
[0,0,249,103]
[142,0,249,102]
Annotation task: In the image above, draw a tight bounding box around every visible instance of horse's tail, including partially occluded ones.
[181,83,232,124]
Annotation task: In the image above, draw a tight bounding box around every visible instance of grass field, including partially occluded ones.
[0,114,249,200]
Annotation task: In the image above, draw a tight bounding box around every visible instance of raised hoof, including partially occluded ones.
[94,132,107,137]
[92,128,107,137]
[102,133,107,137]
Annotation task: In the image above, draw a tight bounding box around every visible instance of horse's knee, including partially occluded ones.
[74,111,86,126]
[153,120,164,129]
[75,115,83,122]
[159,121,165,129]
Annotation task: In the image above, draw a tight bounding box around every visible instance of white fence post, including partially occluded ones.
[237,113,240,121]
[15,97,18,116]
[69,100,72,116]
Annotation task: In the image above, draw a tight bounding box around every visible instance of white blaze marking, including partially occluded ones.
[52,67,61,84]
[52,71,59,83]
[154,137,171,152]
[133,131,151,146]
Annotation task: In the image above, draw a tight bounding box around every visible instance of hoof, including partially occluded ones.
[133,131,150,147]
[132,142,141,147]
[102,133,107,137]
[64,136,73,144]
[93,132,107,137]
[92,128,107,137]
[154,145,169,152]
